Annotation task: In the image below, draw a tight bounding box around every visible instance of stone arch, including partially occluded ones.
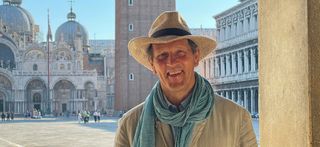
[0,73,13,112]
[0,40,17,70]
[25,78,47,113]
[84,81,96,111]
[52,80,75,115]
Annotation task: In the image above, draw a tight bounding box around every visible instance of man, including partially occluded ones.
[115,11,257,147]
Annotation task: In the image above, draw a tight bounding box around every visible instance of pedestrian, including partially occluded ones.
[6,112,10,121]
[93,111,98,123]
[10,112,14,120]
[1,112,5,121]
[114,11,257,147]
[78,112,82,123]
[97,111,101,123]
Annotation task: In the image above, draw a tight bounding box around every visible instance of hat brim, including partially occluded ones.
[128,35,217,71]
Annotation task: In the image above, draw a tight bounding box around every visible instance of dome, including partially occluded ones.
[67,11,76,21]
[0,4,32,33]
[17,6,35,27]
[55,21,88,46]
[11,0,22,5]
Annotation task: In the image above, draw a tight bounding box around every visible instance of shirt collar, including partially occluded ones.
[163,92,191,112]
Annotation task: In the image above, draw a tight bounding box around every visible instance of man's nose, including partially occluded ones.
[167,55,177,66]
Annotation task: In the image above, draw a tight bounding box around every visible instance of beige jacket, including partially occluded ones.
[114,95,258,147]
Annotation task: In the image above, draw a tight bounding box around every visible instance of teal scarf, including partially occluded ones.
[133,73,214,147]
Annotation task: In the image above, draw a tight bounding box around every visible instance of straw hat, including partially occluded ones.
[128,11,217,71]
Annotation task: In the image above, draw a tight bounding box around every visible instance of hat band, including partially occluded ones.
[151,28,191,38]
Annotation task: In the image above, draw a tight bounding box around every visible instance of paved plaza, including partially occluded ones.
[0,117,259,147]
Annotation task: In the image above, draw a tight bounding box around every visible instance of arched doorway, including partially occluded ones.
[0,91,5,112]
[33,93,41,111]
[53,80,75,115]
[85,82,96,111]
[0,43,15,70]
[26,79,47,113]
[0,74,12,112]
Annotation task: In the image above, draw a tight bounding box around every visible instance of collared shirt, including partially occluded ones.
[162,93,191,113]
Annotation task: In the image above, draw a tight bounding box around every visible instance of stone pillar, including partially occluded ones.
[226,54,230,75]
[221,56,225,77]
[232,90,235,102]
[244,89,248,110]
[211,58,215,78]
[251,88,255,113]
[244,49,249,73]
[237,90,241,105]
[237,51,242,74]
[214,57,219,77]
[231,53,236,75]
[259,0,320,146]
[226,90,230,99]
[250,47,256,72]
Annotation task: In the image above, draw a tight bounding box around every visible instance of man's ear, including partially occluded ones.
[148,58,157,74]
[194,48,200,66]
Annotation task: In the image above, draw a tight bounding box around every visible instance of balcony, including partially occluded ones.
[12,70,97,76]
[217,30,258,49]
[212,71,258,85]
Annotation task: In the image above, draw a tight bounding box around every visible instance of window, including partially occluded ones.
[129,73,134,80]
[128,0,133,6]
[128,24,133,31]
[234,23,237,36]
[247,18,250,32]
[235,53,238,73]
[60,64,65,70]
[33,64,38,71]
[248,50,251,71]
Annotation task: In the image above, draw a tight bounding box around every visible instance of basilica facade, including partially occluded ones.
[0,0,111,115]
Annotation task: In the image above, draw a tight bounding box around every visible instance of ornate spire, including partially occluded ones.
[11,0,22,6]
[47,9,52,41]
[67,0,76,21]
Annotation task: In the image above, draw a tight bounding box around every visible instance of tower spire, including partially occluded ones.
[47,9,52,41]
[67,0,76,21]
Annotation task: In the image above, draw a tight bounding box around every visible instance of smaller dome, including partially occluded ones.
[67,11,76,21]
[11,0,22,5]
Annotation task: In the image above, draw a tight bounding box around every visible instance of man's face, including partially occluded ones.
[150,39,200,94]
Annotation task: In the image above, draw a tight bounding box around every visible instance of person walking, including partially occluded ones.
[6,112,10,121]
[78,112,82,123]
[1,112,5,121]
[97,111,101,123]
[93,111,98,123]
[10,112,14,120]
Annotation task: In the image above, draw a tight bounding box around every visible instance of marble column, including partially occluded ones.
[226,90,230,99]
[231,53,236,75]
[250,47,256,72]
[251,88,255,113]
[232,90,236,102]
[214,57,219,77]
[226,54,230,75]
[237,90,241,104]
[237,51,243,74]
[221,56,225,76]
[244,49,249,73]
[244,89,248,110]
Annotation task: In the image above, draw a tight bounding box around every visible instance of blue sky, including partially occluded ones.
[21,0,240,41]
